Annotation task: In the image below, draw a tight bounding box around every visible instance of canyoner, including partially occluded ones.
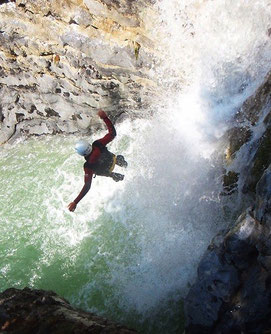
[68,109,128,212]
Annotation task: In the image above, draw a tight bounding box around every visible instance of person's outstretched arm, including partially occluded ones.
[68,171,93,212]
[97,109,116,146]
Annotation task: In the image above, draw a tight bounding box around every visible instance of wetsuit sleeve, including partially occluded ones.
[97,116,116,146]
[88,145,101,164]
[73,170,93,204]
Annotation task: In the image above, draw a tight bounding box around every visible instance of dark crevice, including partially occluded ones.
[29,105,37,114]
[40,52,54,57]
[45,10,53,17]
[8,122,17,142]
[16,113,24,123]
[11,84,37,92]
[44,11,58,19]
[10,49,18,57]
[44,108,60,118]
[69,18,78,25]
[0,106,4,122]
[26,9,35,15]
[83,102,93,108]
[0,0,10,5]
[17,3,34,15]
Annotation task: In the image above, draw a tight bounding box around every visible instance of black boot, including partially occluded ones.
[111,172,124,182]
[116,155,128,168]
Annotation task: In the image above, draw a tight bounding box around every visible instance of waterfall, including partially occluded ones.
[1,1,271,333]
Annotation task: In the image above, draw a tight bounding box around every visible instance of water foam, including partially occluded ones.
[1,1,271,333]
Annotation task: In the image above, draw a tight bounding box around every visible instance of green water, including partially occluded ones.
[0,135,186,333]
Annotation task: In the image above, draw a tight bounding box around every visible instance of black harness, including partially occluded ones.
[84,140,115,176]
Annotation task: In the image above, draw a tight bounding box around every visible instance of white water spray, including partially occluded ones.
[80,0,271,321]
[1,1,271,333]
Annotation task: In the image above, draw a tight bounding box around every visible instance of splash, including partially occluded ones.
[1,1,271,333]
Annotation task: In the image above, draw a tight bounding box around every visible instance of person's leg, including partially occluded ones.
[116,155,128,168]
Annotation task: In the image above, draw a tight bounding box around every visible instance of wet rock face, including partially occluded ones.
[255,165,271,225]
[242,126,271,194]
[0,287,137,333]
[0,0,158,144]
[219,71,271,208]
[185,207,271,334]
[236,70,271,126]
[185,70,271,333]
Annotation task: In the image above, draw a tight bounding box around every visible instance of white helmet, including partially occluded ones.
[75,140,91,156]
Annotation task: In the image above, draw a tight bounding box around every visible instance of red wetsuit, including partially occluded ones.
[73,116,116,205]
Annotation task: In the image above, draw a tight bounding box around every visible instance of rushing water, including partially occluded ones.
[1,1,271,333]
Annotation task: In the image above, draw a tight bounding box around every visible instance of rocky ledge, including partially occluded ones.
[0,287,137,333]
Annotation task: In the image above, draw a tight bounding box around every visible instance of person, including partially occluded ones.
[68,109,127,212]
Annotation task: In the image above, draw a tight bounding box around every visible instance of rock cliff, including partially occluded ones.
[184,71,271,333]
[0,287,137,333]
[0,0,158,144]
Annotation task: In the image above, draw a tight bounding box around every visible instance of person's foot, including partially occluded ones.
[116,155,128,168]
[111,172,124,182]
[122,160,128,168]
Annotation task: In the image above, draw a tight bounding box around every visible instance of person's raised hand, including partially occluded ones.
[68,202,77,212]
[97,109,107,119]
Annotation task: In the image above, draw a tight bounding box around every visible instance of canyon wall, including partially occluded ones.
[0,0,159,144]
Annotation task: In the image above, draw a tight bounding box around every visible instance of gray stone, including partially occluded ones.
[255,164,271,224]
[184,210,271,334]
[223,211,262,269]
[185,246,240,332]
[0,287,137,333]
[0,0,157,144]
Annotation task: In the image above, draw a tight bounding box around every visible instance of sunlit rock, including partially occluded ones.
[0,0,158,144]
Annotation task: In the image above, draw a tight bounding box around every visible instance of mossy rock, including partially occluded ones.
[243,126,271,194]
[221,170,239,196]
[225,126,252,162]
[235,70,271,125]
